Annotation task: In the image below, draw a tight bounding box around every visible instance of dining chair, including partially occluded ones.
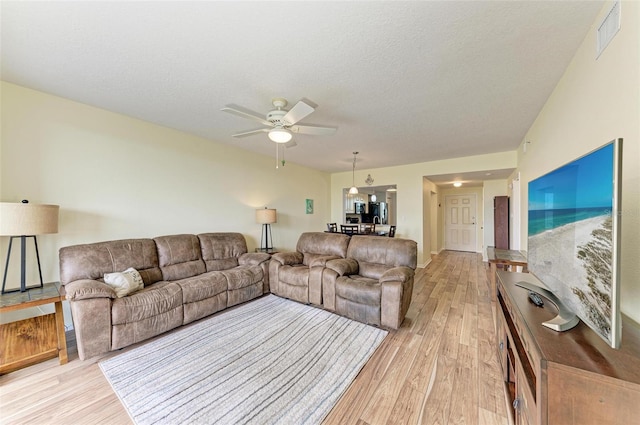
[340,224,359,235]
[359,223,375,234]
[388,225,396,238]
[327,223,338,233]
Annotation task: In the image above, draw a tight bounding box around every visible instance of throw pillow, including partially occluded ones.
[103,267,144,298]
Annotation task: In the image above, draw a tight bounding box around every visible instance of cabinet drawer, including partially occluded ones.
[547,363,640,425]
[496,309,509,380]
[516,359,537,425]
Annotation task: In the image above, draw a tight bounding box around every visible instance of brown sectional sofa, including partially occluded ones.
[59,233,270,360]
[270,232,417,329]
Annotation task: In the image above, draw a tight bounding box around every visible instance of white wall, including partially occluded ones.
[513,1,640,323]
[1,82,332,325]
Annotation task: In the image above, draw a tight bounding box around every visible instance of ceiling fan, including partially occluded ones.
[221,98,337,146]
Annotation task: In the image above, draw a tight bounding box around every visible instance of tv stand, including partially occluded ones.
[495,270,640,425]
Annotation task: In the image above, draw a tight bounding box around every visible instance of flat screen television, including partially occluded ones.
[527,138,623,348]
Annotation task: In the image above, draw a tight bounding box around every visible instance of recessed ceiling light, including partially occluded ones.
[453,182,462,187]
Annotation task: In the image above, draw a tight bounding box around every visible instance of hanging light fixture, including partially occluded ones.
[348,152,359,194]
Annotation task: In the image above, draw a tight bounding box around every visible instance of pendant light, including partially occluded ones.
[348,152,359,194]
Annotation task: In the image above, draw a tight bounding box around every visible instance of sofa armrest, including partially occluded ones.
[64,279,117,301]
[238,252,271,266]
[271,252,303,266]
[380,267,415,329]
[326,258,359,276]
[379,266,414,284]
[308,255,342,268]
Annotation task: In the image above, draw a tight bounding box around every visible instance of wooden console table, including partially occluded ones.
[487,247,527,301]
[0,282,68,374]
[496,271,640,425]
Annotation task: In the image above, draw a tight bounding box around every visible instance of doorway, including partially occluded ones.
[444,194,477,252]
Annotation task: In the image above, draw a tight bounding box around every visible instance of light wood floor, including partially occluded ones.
[0,251,509,425]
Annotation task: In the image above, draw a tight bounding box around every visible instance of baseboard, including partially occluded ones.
[419,257,432,269]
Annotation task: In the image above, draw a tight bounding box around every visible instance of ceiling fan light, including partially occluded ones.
[268,128,292,143]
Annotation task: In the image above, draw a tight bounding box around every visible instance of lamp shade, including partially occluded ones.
[256,208,277,224]
[0,203,59,236]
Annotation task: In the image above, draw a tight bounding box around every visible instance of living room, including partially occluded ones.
[1,1,639,424]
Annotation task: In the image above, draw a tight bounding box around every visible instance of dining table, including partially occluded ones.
[325,226,388,236]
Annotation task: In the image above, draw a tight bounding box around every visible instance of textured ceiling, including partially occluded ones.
[1,1,603,173]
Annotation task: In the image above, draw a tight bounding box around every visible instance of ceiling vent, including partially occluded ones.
[596,1,621,58]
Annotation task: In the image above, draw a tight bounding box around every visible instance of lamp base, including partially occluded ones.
[1,235,44,294]
[260,223,274,252]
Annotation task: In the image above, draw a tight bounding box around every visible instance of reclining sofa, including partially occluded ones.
[59,233,270,360]
[269,232,351,306]
[270,232,417,329]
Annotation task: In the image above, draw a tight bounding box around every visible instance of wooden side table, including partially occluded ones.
[486,247,528,301]
[0,281,68,374]
[255,248,279,254]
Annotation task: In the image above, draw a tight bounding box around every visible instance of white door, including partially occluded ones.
[445,194,477,252]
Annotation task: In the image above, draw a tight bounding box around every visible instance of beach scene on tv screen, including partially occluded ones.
[528,142,615,344]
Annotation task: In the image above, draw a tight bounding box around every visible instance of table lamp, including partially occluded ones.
[256,208,277,252]
[0,200,59,293]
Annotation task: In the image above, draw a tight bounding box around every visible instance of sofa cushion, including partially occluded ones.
[175,271,228,304]
[278,264,310,287]
[336,276,381,306]
[198,233,248,271]
[59,238,162,286]
[221,266,263,290]
[296,232,350,266]
[154,234,206,281]
[346,236,417,279]
[111,281,183,325]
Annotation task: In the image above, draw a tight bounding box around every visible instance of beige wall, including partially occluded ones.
[331,151,518,267]
[1,82,332,292]
[513,1,640,323]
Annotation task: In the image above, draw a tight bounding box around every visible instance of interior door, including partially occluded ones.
[445,194,477,252]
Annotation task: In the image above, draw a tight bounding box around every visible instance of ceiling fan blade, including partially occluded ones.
[221,104,271,126]
[283,98,317,125]
[232,128,269,138]
[290,124,337,136]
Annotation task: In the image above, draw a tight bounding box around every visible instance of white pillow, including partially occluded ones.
[103,267,144,298]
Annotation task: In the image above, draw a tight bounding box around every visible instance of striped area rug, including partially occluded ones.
[99,295,387,425]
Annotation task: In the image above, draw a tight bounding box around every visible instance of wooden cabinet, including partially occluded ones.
[494,196,509,249]
[496,271,640,425]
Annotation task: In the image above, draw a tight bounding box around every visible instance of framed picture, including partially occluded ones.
[305,199,314,214]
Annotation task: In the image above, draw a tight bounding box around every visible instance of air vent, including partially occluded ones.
[597,1,621,58]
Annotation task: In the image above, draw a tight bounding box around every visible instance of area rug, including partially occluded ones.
[99,295,388,425]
